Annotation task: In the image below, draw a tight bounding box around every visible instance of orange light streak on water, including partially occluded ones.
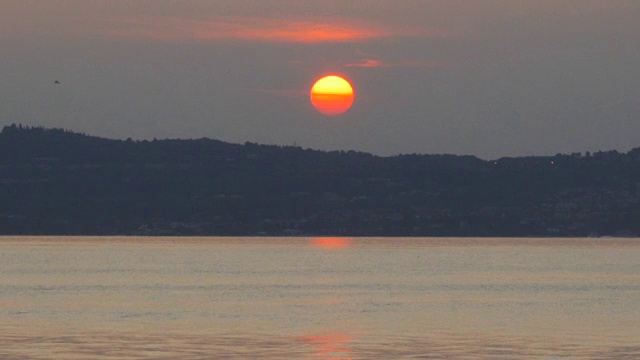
[312,237,352,250]
[300,332,353,359]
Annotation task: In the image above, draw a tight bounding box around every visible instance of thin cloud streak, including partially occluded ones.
[107,16,432,43]
[344,58,440,68]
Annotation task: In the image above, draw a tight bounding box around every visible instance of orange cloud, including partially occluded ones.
[344,58,386,68]
[344,58,439,68]
[107,16,429,43]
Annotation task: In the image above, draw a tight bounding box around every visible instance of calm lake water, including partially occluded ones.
[1,236,639,359]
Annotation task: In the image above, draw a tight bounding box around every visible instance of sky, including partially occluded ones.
[1,0,639,159]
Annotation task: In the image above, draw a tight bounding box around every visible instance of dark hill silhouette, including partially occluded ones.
[1,124,639,236]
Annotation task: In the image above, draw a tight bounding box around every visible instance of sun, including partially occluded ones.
[310,75,354,116]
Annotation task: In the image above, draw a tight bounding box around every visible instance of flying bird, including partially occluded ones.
[54,80,60,84]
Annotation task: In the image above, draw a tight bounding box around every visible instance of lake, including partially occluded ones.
[1,236,639,359]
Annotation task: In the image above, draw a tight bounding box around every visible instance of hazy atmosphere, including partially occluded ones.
[2,0,639,159]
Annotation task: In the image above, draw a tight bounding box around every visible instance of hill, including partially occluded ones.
[1,124,639,236]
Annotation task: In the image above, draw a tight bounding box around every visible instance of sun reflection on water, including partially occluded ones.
[299,332,353,360]
[311,237,352,250]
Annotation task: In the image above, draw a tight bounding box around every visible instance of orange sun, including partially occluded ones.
[310,75,354,116]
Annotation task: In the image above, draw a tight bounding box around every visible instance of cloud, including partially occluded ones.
[344,59,386,68]
[107,16,430,44]
[343,58,439,69]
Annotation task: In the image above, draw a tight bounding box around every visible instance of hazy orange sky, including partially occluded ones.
[2,1,639,158]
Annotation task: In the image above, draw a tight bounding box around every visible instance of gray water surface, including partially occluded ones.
[1,236,639,359]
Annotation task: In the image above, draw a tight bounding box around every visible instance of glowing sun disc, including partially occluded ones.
[310,75,354,116]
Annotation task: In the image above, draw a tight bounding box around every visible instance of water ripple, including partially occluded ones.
[1,331,639,359]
